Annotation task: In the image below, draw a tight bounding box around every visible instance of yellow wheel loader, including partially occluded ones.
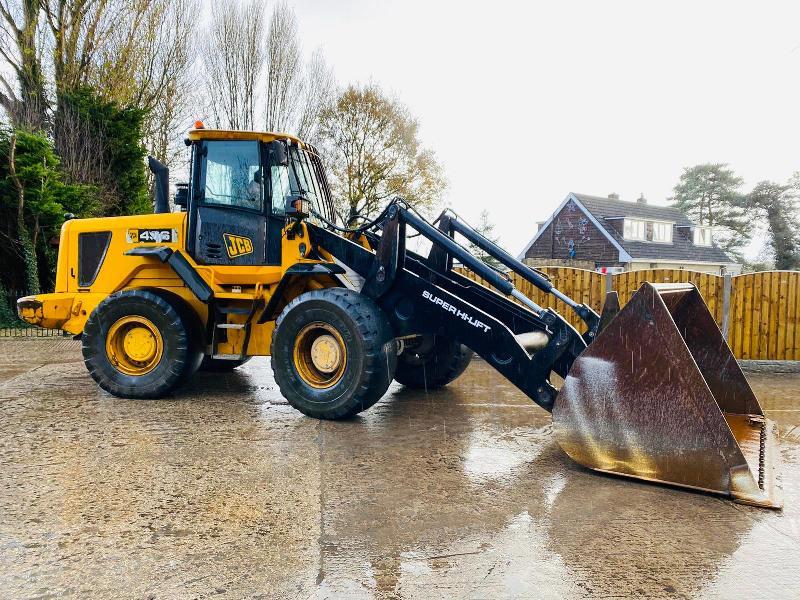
[18,127,781,508]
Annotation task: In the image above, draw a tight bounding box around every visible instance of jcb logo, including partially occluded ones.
[223,233,253,258]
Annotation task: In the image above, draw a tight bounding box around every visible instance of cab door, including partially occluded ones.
[265,141,291,265]
[191,139,267,265]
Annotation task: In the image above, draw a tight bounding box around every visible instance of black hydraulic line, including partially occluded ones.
[399,207,515,296]
[448,217,553,294]
[310,200,398,235]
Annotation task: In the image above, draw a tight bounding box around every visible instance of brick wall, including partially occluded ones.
[524,199,621,267]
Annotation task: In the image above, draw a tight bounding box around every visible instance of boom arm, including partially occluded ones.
[433,211,600,337]
[308,202,597,412]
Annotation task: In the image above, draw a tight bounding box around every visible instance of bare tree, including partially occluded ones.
[44,0,126,95]
[201,0,265,130]
[134,0,198,168]
[44,0,195,105]
[318,83,446,226]
[129,0,197,108]
[43,0,198,208]
[146,75,192,168]
[2,0,148,127]
[0,0,48,129]
[264,0,301,131]
[1,0,197,130]
[52,97,108,180]
[43,0,149,175]
[295,48,335,143]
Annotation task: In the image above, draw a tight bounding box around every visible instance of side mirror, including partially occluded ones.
[174,183,189,209]
[269,140,288,167]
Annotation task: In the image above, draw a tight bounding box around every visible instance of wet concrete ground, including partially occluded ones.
[0,338,798,599]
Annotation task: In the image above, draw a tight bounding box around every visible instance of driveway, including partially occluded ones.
[0,338,798,598]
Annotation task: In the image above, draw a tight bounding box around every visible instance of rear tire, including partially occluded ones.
[394,335,473,390]
[199,356,252,372]
[82,289,197,398]
[271,288,397,419]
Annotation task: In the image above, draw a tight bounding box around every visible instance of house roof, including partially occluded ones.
[518,193,736,265]
[573,194,694,226]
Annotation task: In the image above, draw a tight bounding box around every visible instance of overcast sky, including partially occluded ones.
[287,1,799,257]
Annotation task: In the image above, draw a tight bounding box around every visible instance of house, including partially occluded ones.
[518,192,740,275]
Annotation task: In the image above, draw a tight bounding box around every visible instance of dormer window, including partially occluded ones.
[623,218,672,243]
[694,226,712,246]
[623,218,646,240]
[650,222,672,243]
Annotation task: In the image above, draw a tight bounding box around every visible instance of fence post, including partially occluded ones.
[604,271,614,296]
[721,273,732,341]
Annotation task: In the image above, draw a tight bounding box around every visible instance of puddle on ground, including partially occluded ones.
[0,341,798,598]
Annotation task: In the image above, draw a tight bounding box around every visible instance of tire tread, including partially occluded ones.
[271,288,396,419]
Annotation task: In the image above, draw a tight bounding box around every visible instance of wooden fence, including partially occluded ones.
[2,270,797,359]
[458,267,800,361]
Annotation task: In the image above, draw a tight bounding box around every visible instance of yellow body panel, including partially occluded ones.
[19,210,325,354]
[63,212,186,293]
[187,128,308,148]
[18,127,354,358]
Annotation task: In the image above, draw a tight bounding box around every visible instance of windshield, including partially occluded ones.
[201,140,263,210]
[289,146,322,201]
[270,145,332,219]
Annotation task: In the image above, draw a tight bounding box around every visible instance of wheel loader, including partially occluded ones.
[18,126,781,508]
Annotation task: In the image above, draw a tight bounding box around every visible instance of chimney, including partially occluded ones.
[637,193,647,205]
[608,192,620,200]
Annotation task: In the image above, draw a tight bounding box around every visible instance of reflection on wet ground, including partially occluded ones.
[0,339,798,598]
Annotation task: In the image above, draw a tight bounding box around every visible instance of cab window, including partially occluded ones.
[267,144,332,218]
[270,163,291,216]
[288,146,321,204]
[270,147,321,216]
[201,140,263,211]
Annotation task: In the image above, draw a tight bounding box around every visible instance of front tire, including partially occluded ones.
[394,335,473,390]
[271,288,397,419]
[82,290,197,398]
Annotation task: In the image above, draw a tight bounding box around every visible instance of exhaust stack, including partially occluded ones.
[148,156,170,214]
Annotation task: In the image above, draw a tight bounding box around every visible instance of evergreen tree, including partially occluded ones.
[671,164,751,258]
[0,128,96,292]
[55,87,150,216]
[746,180,800,270]
[468,210,503,269]
[0,283,18,327]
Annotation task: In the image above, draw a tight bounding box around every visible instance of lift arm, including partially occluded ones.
[365,204,599,339]
[307,203,592,412]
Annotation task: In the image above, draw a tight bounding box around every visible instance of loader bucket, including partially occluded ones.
[552,282,782,509]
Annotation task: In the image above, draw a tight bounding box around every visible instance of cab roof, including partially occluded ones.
[187,128,308,148]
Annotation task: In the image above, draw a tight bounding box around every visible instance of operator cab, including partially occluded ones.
[180,128,332,266]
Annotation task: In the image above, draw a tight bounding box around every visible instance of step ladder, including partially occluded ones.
[209,298,264,361]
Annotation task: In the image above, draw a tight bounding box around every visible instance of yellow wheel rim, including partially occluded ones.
[293,322,347,389]
[105,315,164,376]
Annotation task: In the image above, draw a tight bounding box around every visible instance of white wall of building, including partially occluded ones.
[627,261,742,275]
